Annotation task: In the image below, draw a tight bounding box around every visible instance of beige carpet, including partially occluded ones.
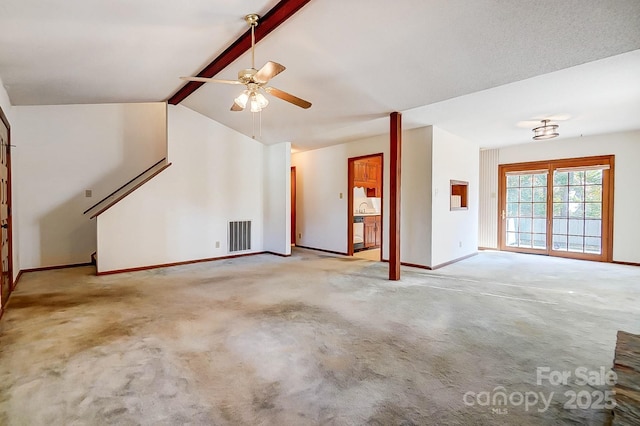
[0,248,638,424]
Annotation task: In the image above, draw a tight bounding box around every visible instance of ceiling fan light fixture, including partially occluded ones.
[234,90,250,109]
[254,92,269,109]
[249,91,269,112]
[250,98,262,113]
[532,119,559,140]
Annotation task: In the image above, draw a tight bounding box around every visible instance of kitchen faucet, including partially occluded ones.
[358,202,368,213]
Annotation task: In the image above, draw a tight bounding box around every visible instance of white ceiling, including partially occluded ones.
[1,0,640,150]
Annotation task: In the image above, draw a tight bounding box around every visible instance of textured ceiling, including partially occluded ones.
[1,0,640,149]
[0,0,279,104]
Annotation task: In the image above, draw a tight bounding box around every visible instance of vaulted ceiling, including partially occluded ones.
[1,0,639,150]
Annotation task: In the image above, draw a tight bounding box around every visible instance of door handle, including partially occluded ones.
[1,224,7,229]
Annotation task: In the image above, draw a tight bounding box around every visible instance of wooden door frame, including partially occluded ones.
[0,106,13,297]
[498,155,614,262]
[347,153,384,258]
[291,166,296,246]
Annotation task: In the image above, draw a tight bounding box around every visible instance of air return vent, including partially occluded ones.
[229,221,252,252]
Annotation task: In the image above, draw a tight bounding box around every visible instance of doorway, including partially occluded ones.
[348,153,383,260]
[0,106,13,310]
[498,155,614,262]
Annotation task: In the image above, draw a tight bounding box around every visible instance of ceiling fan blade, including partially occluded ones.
[254,62,286,83]
[231,101,244,111]
[264,86,312,109]
[180,76,243,85]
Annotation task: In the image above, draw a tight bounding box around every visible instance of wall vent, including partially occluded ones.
[229,221,252,252]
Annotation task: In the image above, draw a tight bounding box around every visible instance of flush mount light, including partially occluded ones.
[532,119,559,140]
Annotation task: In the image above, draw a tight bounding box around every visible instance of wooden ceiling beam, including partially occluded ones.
[167,0,312,105]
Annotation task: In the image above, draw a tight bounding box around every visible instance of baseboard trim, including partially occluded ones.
[294,245,348,256]
[431,252,478,270]
[266,251,292,257]
[11,270,23,291]
[381,259,432,270]
[612,260,640,267]
[96,251,267,276]
[21,262,93,273]
[381,252,478,271]
[401,261,432,270]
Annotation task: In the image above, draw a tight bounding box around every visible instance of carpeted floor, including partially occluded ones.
[0,248,638,425]
[353,248,381,261]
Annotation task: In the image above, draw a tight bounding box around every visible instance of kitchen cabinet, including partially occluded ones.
[363,215,381,249]
[353,156,382,197]
[354,162,367,183]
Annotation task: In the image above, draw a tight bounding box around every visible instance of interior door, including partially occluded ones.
[0,107,13,308]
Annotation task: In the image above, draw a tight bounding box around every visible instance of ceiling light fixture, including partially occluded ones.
[532,119,559,140]
[234,90,250,109]
[250,92,269,112]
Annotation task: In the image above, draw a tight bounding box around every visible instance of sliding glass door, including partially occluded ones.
[551,168,606,256]
[499,156,613,262]
[504,170,549,254]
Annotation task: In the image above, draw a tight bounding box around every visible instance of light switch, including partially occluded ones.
[339,192,343,199]
[85,190,92,198]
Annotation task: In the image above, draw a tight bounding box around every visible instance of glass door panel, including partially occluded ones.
[504,172,548,252]
[551,169,603,255]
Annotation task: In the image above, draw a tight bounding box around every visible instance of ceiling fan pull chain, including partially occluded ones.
[252,111,256,139]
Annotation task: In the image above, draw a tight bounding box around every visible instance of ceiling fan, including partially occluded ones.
[181,13,311,113]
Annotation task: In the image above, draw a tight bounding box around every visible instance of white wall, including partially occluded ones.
[292,126,451,266]
[13,102,166,269]
[263,142,291,255]
[431,127,480,267]
[96,105,265,273]
[0,77,19,281]
[292,133,390,256]
[401,126,432,266]
[498,130,640,263]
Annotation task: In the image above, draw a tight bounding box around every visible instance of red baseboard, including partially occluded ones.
[381,252,478,270]
[266,251,292,257]
[96,251,273,275]
[431,252,478,270]
[21,262,93,273]
[11,270,23,291]
[612,260,640,267]
[294,245,348,256]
